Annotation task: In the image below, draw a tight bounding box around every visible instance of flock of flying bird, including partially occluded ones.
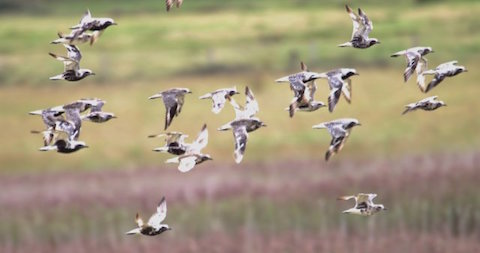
[28,2,468,236]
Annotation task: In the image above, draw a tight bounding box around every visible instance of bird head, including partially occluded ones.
[80,69,95,78]
[368,38,381,46]
[340,68,359,79]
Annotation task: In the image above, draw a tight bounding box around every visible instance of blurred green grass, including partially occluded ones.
[0,1,479,172]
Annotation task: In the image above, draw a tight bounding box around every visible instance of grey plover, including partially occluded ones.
[418,61,467,93]
[29,106,65,146]
[165,124,212,173]
[199,87,239,114]
[338,193,387,216]
[49,44,95,81]
[339,5,380,49]
[80,98,116,123]
[149,132,188,155]
[391,47,433,82]
[312,118,360,161]
[275,62,323,98]
[317,68,358,113]
[54,102,84,142]
[166,0,183,11]
[286,69,325,117]
[219,87,266,164]
[70,10,117,43]
[402,96,446,115]
[51,31,94,46]
[126,197,171,236]
[39,139,88,153]
[149,88,192,130]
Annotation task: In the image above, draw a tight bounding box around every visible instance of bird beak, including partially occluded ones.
[383,208,388,211]
[84,145,89,148]
[354,73,360,76]
[357,123,362,126]
[261,123,267,127]
[91,73,96,75]
[148,94,162,100]
[377,41,381,44]
[464,69,468,72]
[430,50,435,53]
[112,115,118,119]
[112,22,118,26]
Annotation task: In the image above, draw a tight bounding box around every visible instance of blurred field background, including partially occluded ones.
[1,0,480,252]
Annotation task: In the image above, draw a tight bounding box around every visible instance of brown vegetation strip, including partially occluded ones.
[1,151,479,212]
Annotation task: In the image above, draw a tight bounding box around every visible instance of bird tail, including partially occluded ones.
[312,123,327,129]
[125,228,141,235]
[49,74,64,80]
[338,42,352,48]
[165,156,180,164]
[152,147,168,153]
[402,106,414,115]
[198,93,211,100]
[337,195,355,201]
[39,146,57,152]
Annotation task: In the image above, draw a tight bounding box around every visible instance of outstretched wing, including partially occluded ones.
[162,94,178,130]
[327,75,344,113]
[147,197,167,229]
[135,213,144,228]
[358,8,373,38]
[210,92,227,114]
[244,86,259,118]
[346,5,363,40]
[356,194,371,208]
[177,156,197,173]
[233,125,248,164]
[425,74,446,93]
[403,51,420,82]
[191,124,208,153]
[305,81,317,102]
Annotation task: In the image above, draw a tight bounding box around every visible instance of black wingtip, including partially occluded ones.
[325,150,331,161]
[289,104,295,118]
[159,196,166,206]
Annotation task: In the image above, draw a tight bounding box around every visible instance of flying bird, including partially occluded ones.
[165,124,212,173]
[275,62,323,98]
[49,44,95,81]
[199,87,240,114]
[54,102,84,142]
[149,88,192,130]
[70,10,117,44]
[126,197,171,236]
[80,98,116,123]
[312,118,361,161]
[317,68,359,113]
[166,0,183,11]
[338,193,387,216]
[391,46,434,83]
[339,5,380,49]
[287,80,325,117]
[218,87,266,164]
[149,132,189,155]
[29,106,65,146]
[39,139,89,153]
[402,96,446,115]
[51,31,95,46]
[418,61,467,93]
